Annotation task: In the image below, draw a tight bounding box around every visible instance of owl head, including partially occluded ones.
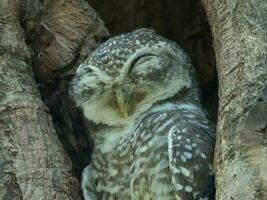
[71,29,196,127]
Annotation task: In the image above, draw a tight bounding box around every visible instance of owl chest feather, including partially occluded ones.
[89,103,214,200]
[91,111,179,199]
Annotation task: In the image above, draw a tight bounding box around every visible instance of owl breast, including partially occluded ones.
[89,102,214,200]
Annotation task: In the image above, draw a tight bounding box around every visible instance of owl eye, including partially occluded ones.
[128,53,158,73]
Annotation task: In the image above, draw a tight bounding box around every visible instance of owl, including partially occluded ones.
[71,28,215,200]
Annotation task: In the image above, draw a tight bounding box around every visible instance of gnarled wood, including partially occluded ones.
[22,0,109,79]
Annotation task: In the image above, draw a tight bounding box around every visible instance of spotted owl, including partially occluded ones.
[71,28,215,200]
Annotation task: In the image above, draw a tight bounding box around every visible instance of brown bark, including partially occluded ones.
[22,0,109,79]
[20,0,109,175]
[0,0,81,199]
[202,0,267,199]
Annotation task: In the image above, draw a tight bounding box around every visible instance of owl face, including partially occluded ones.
[72,29,194,127]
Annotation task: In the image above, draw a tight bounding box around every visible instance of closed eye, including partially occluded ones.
[128,53,158,73]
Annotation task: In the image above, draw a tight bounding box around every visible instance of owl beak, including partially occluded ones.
[115,86,133,118]
[120,105,129,118]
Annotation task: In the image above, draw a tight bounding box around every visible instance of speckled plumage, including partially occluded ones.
[71,28,215,200]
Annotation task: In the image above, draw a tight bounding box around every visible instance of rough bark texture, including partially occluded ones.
[0,0,81,199]
[21,0,109,175]
[22,0,109,79]
[202,0,267,199]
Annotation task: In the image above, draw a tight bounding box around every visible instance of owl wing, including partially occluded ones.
[81,165,98,200]
[168,122,215,200]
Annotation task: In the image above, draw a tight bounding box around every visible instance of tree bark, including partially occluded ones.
[0,0,81,199]
[20,0,109,175]
[2,0,266,199]
[22,0,109,79]
[202,0,267,199]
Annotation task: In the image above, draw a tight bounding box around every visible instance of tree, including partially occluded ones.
[0,0,80,198]
[0,0,266,199]
[0,0,108,199]
[202,0,267,199]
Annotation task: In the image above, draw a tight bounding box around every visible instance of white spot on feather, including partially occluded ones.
[180,167,191,177]
[185,144,192,150]
[173,168,181,174]
[181,155,186,162]
[200,153,207,159]
[184,152,192,159]
[185,185,193,192]
[176,184,183,190]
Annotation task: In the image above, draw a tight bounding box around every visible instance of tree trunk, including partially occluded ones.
[202,0,267,199]
[0,0,81,199]
[2,0,266,199]
[21,0,109,175]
